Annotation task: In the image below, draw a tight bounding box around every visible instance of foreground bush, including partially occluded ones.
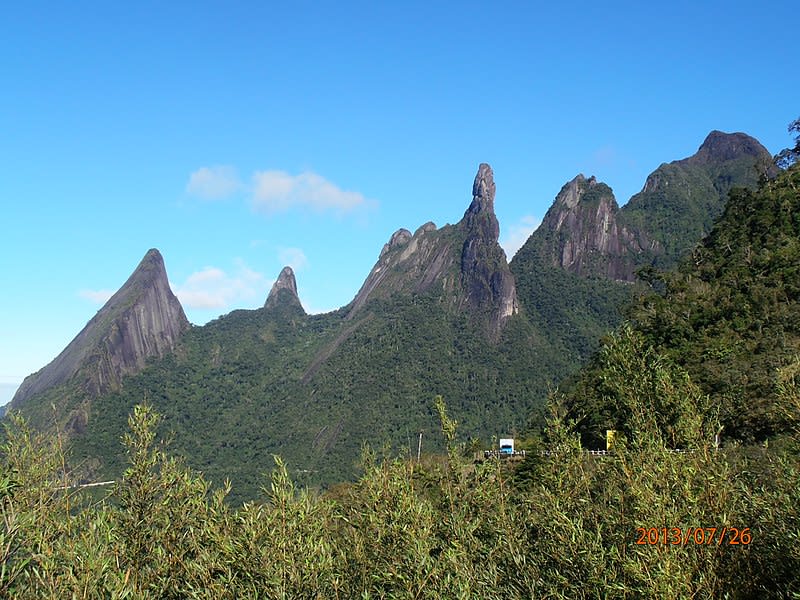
[1,389,798,598]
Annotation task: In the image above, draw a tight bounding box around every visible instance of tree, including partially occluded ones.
[775,116,800,169]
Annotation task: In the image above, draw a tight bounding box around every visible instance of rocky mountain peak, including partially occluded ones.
[693,131,771,165]
[414,221,437,236]
[462,163,500,241]
[379,228,412,259]
[549,174,619,229]
[470,163,496,209]
[556,174,599,210]
[139,247,167,273]
[11,248,189,413]
[525,175,646,281]
[622,130,777,268]
[115,248,173,298]
[265,266,304,312]
[459,163,518,335]
[344,163,517,338]
[640,132,774,196]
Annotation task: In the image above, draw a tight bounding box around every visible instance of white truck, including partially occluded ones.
[499,438,515,455]
[483,437,525,459]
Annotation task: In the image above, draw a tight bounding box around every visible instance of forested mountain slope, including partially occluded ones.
[7,133,780,498]
[13,165,565,499]
[510,130,774,368]
[622,130,776,268]
[563,164,800,446]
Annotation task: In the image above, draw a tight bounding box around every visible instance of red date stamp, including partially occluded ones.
[635,527,752,546]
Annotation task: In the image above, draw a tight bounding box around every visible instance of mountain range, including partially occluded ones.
[7,130,775,499]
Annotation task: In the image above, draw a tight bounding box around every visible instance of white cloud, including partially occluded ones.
[172,260,267,310]
[185,165,374,218]
[500,215,541,259]
[278,247,308,271]
[186,165,242,200]
[78,289,115,304]
[183,267,226,284]
[251,170,368,214]
[304,304,338,315]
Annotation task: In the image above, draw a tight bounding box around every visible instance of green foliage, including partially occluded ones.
[627,165,800,441]
[546,164,800,593]
[4,397,799,598]
[562,325,714,449]
[229,457,341,598]
[29,280,566,503]
[111,403,233,597]
[775,117,800,169]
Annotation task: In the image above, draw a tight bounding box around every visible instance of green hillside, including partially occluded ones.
[621,131,775,268]
[564,164,800,447]
[23,182,567,501]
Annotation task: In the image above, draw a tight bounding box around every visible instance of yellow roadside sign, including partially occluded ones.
[606,430,617,451]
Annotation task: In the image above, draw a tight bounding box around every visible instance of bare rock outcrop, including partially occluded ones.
[514,131,777,285]
[346,225,445,317]
[265,266,305,313]
[534,174,649,281]
[345,163,517,339]
[11,249,189,406]
[459,163,518,333]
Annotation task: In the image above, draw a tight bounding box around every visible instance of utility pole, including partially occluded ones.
[417,431,423,463]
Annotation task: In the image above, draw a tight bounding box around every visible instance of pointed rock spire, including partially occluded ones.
[265,266,305,313]
[345,162,516,338]
[468,163,496,213]
[459,163,518,336]
[461,163,500,240]
[11,248,189,408]
[525,174,648,281]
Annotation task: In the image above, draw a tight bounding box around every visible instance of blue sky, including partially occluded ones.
[1,1,796,405]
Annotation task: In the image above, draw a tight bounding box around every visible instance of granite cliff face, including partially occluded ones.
[516,131,776,283]
[528,174,651,282]
[265,266,305,313]
[11,249,189,408]
[459,163,518,327]
[346,163,517,337]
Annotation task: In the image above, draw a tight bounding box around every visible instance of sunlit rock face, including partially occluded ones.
[265,266,305,313]
[347,163,517,339]
[11,249,189,406]
[535,174,648,282]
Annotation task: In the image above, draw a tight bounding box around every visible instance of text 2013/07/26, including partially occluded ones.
[635,527,752,546]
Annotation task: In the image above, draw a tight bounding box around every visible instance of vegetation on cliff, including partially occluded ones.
[561,161,800,450]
